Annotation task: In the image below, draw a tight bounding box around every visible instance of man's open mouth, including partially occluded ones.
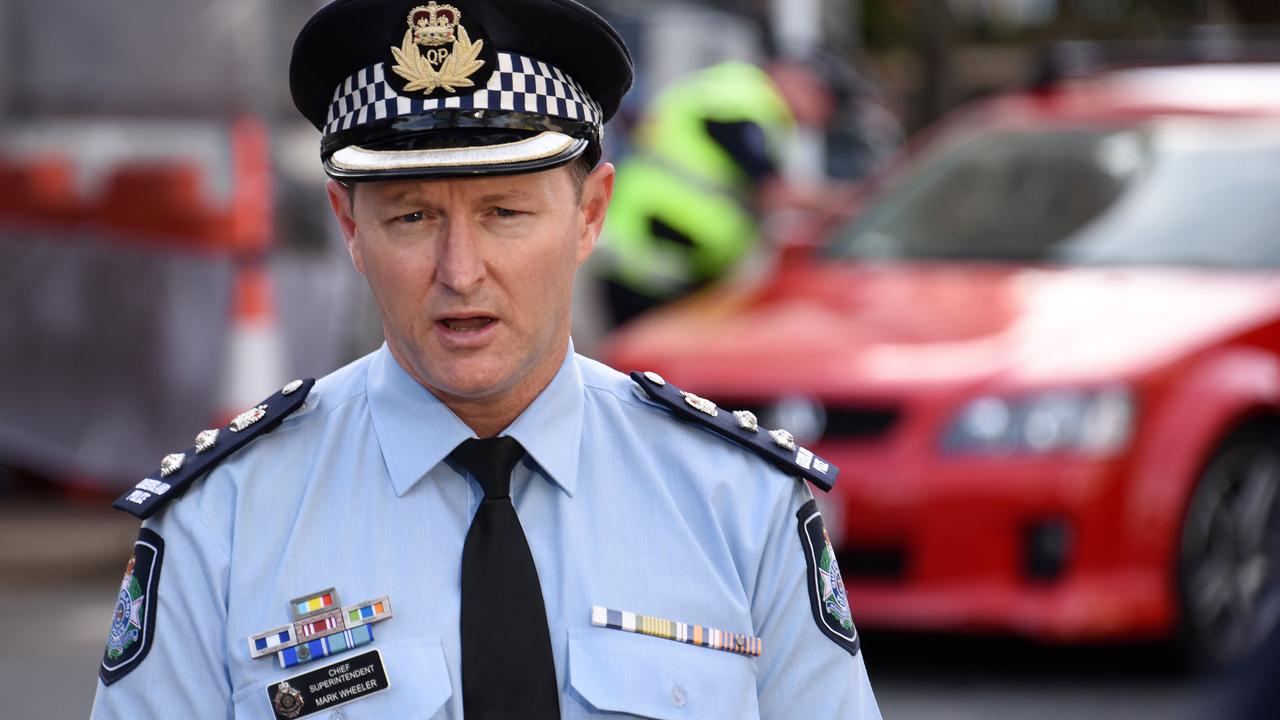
[440,317,496,332]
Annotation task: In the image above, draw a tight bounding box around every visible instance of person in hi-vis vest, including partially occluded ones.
[598,59,845,326]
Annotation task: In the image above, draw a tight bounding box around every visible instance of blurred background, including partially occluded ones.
[7,0,1280,717]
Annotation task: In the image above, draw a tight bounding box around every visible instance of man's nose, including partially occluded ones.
[435,217,486,294]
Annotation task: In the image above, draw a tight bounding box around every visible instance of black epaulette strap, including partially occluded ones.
[112,379,317,520]
[630,371,838,492]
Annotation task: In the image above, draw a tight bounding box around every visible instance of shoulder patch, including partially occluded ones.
[100,527,164,685]
[112,379,316,519]
[629,371,838,491]
[796,499,860,657]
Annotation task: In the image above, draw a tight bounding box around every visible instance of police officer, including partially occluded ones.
[91,1,881,718]
[597,57,847,327]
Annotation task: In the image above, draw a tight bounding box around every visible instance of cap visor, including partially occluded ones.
[325,131,587,180]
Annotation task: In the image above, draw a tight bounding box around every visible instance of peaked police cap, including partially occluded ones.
[290,0,634,180]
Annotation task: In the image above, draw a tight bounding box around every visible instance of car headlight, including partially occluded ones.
[942,386,1135,456]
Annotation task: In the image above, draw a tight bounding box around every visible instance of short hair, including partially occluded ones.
[346,155,594,212]
[565,155,594,197]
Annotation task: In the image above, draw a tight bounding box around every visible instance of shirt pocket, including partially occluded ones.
[566,628,760,720]
[232,638,452,719]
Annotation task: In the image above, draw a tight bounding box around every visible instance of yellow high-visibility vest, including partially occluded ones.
[603,63,794,297]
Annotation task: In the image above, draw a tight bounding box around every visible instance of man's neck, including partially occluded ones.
[390,338,570,439]
[438,384,546,438]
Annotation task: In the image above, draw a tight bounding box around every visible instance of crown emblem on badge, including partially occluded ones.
[391,2,485,94]
[410,2,459,47]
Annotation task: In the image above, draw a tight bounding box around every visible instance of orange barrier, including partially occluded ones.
[0,155,85,226]
[0,117,275,255]
[96,162,230,248]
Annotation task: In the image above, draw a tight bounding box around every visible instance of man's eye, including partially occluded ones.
[399,211,425,224]
[493,207,520,219]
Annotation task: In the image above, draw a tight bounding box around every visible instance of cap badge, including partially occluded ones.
[391,2,485,95]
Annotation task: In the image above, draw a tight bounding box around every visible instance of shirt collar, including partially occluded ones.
[366,342,584,497]
[501,341,584,496]
[366,345,474,497]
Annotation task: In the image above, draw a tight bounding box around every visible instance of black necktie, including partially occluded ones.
[451,436,560,719]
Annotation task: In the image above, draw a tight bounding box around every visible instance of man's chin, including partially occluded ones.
[393,333,567,412]
[390,334,511,397]
[418,361,517,403]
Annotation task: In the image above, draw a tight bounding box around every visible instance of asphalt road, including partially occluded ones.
[2,503,1195,719]
[864,631,1193,720]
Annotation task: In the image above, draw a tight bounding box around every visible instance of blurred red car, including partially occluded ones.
[602,60,1280,663]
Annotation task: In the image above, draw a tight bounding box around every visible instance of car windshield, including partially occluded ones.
[825,120,1280,269]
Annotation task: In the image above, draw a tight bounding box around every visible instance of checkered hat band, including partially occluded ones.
[325,52,603,135]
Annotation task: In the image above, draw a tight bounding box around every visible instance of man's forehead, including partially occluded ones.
[359,168,565,204]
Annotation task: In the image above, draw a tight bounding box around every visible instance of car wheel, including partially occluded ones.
[1179,424,1280,666]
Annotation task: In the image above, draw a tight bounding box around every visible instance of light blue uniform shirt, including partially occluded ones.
[91,342,880,719]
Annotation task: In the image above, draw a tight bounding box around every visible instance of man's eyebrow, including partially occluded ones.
[381,189,428,205]
[476,188,534,204]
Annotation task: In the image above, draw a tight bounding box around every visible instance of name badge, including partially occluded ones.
[266,649,389,719]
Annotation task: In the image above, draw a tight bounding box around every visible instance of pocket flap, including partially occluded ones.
[568,628,758,719]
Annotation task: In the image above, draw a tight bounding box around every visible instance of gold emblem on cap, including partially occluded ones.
[391,2,485,95]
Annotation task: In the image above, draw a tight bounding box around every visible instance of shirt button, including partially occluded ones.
[671,684,687,707]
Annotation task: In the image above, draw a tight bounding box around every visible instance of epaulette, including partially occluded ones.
[113,379,317,520]
[630,371,838,492]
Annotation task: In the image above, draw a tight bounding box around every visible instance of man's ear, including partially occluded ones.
[576,162,615,265]
[326,179,365,274]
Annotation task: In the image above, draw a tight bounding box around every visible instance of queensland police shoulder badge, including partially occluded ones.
[99,528,164,685]
[796,500,859,656]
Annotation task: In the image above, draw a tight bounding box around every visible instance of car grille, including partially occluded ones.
[837,545,907,581]
[824,406,901,440]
